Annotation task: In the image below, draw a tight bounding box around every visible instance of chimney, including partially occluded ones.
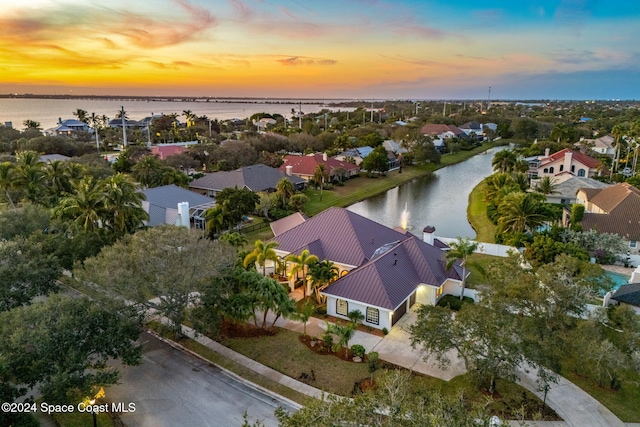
[422,225,436,246]
[323,152,328,161]
[285,165,293,176]
[177,202,190,228]
[563,151,572,174]
[544,148,550,157]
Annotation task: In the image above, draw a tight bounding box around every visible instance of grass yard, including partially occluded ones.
[465,253,501,288]
[562,370,640,422]
[219,327,370,396]
[467,178,496,243]
[217,326,559,420]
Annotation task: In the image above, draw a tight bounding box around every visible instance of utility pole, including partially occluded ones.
[487,86,492,111]
[442,100,446,116]
[370,102,374,122]
[298,102,302,129]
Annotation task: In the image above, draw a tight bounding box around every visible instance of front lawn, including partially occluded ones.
[217,326,559,420]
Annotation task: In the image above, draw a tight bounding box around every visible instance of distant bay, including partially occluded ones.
[0,98,351,130]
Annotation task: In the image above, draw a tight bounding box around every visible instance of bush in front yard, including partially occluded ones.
[351,344,365,358]
[436,294,474,311]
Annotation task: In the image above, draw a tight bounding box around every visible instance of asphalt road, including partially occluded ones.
[106,331,298,427]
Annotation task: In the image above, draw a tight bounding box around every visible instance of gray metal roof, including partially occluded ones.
[271,207,410,267]
[189,164,305,193]
[142,184,213,209]
[611,283,640,307]
[323,236,460,310]
[141,185,214,226]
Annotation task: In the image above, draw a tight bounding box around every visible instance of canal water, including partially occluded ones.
[347,147,502,239]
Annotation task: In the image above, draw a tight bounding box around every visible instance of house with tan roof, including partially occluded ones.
[420,123,466,140]
[268,207,464,330]
[576,135,616,157]
[279,153,360,182]
[532,148,601,179]
[532,173,610,204]
[576,182,640,253]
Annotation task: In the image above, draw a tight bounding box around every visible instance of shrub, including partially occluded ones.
[382,327,389,335]
[351,344,365,358]
[436,294,474,311]
[315,306,327,315]
[321,331,333,349]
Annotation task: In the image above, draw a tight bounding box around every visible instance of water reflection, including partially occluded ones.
[348,147,502,239]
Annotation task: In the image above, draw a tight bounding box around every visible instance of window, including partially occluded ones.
[543,168,549,173]
[630,241,638,249]
[571,165,575,173]
[549,166,555,174]
[559,164,564,172]
[366,307,379,325]
[578,169,586,177]
[340,270,348,277]
[436,285,444,299]
[336,299,348,316]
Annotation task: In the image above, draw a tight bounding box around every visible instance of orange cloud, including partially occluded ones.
[276,56,337,66]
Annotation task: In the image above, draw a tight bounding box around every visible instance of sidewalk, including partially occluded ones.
[167,308,631,427]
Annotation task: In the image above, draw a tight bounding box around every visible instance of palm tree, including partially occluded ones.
[491,150,518,173]
[0,162,16,208]
[15,152,46,204]
[483,173,518,203]
[327,322,355,358]
[205,205,226,238]
[291,299,315,336]
[132,155,164,188]
[285,249,319,298]
[313,163,329,201]
[244,240,280,276]
[535,176,558,195]
[497,192,551,236]
[218,231,248,248]
[73,108,89,124]
[54,176,106,233]
[22,119,41,131]
[445,238,479,301]
[102,173,148,237]
[90,112,101,153]
[611,124,627,176]
[276,177,295,208]
[308,260,339,304]
[45,160,73,203]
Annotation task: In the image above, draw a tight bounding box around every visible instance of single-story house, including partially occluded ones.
[576,182,640,253]
[141,184,215,229]
[189,164,306,197]
[335,146,400,171]
[279,153,360,182]
[420,123,466,140]
[531,173,610,204]
[610,283,640,315]
[268,207,464,330]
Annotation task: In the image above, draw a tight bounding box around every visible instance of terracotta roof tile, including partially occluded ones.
[539,148,600,169]
[279,154,359,177]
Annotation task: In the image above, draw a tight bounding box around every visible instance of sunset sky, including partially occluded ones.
[1,0,639,99]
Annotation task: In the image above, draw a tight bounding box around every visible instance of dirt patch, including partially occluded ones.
[220,320,278,338]
[298,334,360,361]
[323,315,386,337]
